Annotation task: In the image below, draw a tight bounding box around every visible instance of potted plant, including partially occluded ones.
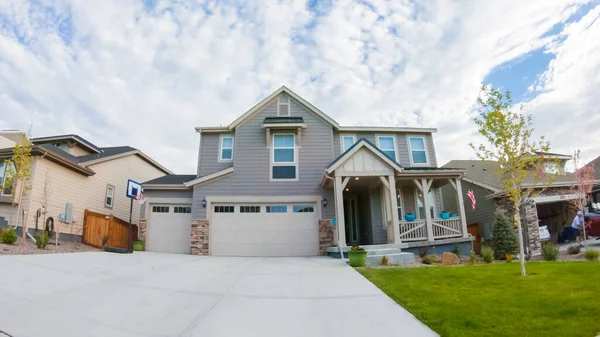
[348,244,367,267]
[132,240,145,251]
[404,213,416,221]
[450,212,458,218]
[440,210,450,219]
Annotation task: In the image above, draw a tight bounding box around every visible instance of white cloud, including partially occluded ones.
[0,0,597,173]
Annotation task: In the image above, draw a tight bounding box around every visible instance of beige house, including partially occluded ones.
[0,131,171,241]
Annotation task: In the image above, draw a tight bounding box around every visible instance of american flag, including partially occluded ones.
[467,189,476,210]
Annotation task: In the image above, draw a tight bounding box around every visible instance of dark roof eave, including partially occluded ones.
[0,146,95,176]
[32,134,101,154]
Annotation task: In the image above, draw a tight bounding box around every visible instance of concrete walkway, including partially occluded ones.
[0,252,436,337]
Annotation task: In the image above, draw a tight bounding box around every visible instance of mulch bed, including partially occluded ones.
[0,237,100,255]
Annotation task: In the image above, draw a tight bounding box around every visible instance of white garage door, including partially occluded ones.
[147,204,192,254]
[211,203,319,256]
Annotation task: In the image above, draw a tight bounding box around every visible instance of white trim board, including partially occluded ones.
[184,167,234,187]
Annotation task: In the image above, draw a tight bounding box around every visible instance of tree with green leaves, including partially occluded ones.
[470,86,557,276]
[1,134,34,243]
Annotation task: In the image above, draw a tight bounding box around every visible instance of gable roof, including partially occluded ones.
[196,86,437,134]
[228,86,340,130]
[585,155,600,180]
[32,134,101,153]
[326,137,403,174]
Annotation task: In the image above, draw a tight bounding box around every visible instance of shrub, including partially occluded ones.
[1,227,18,245]
[567,245,581,255]
[380,255,389,266]
[492,213,518,260]
[585,249,599,262]
[418,246,430,258]
[350,244,364,251]
[34,231,49,249]
[541,242,559,261]
[481,246,494,263]
[452,243,462,257]
[470,250,477,264]
[421,254,436,265]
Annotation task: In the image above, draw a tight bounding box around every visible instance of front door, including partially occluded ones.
[344,198,360,245]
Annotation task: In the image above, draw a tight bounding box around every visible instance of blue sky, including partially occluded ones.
[0,0,599,173]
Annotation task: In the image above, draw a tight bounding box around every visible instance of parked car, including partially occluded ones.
[584,213,600,239]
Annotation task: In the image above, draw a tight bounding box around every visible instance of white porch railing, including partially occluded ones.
[398,220,428,241]
[432,218,462,239]
[398,217,463,241]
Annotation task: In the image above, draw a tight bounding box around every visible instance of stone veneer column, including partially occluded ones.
[523,202,541,254]
[190,219,210,255]
[319,219,334,256]
[138,219,147,242]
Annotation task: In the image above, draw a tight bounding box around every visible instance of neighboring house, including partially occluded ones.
[141,86,472,256]
[441,153,597,254]
[0,132,172,241]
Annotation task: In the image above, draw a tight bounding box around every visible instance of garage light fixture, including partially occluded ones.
[202,198,206,208]
[322,198,327,208]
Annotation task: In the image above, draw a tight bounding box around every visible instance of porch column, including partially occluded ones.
[334,176,347,247]
[421,178,434,241]
[455,178,469,238]
[388,175,401,243]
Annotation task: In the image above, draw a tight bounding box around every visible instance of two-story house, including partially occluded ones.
[0,131,171,242]
[140,86,471,258]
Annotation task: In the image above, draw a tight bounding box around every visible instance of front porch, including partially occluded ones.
[322,139,471,252]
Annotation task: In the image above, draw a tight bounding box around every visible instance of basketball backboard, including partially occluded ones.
[126,179,142,199]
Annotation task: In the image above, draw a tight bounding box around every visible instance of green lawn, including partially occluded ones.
[359,262,600,337]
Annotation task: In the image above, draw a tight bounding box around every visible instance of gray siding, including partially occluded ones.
[333,132,437,167]
[198,134,233,176]
[441,183,496,239]
[193,94,335,219]
[369,186,387,244]
[401,185,416,215]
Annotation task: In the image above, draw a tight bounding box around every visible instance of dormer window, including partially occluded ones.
[544,162,559,174]
[277,95,290,116]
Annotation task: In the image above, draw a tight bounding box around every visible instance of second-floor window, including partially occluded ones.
[377,136,397,161]
[220,136,234,161]
[408,136,428,165]
[272,134,297,180]
[341,135,356,152]
[105,185,115,208]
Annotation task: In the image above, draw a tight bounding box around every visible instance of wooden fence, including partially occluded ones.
[82,210,138,249]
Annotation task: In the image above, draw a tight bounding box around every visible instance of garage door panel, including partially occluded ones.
[211,203,318,257]
[147,205,192,254]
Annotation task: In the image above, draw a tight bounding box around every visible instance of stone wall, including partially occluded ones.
[191,219,210,255]
[319,219,334,256]
[138,219,147,243]
[495,187,571,255]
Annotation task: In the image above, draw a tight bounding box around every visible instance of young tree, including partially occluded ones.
[1,134,34,243]
[470,86,557,276]
[568,150,595,248]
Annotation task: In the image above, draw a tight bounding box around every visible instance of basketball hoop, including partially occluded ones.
[133,194,146,204]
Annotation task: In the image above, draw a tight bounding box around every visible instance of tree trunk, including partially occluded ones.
[15,179,26,244]
[514,204,527,277]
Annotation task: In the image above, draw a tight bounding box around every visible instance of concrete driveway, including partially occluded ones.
[0,252,436,337]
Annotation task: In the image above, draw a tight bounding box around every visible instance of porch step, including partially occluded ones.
[364,248,403,256]
[365,252,415,266]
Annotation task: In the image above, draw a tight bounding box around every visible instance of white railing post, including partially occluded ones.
[422,178,434,241]
[455,178,469,238]
[334,176,347,247]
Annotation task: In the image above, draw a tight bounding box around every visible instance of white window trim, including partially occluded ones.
[414,188,437,219]
[270,133,299,181]
[340,134,357,153]
[407,135,430,166]
[0,162,12,196]
[218,135,234,162]
[105,185,115,208]
[277,95,291,116]
[376,135,399,162]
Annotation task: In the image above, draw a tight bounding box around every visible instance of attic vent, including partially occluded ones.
[277,95,290,117]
